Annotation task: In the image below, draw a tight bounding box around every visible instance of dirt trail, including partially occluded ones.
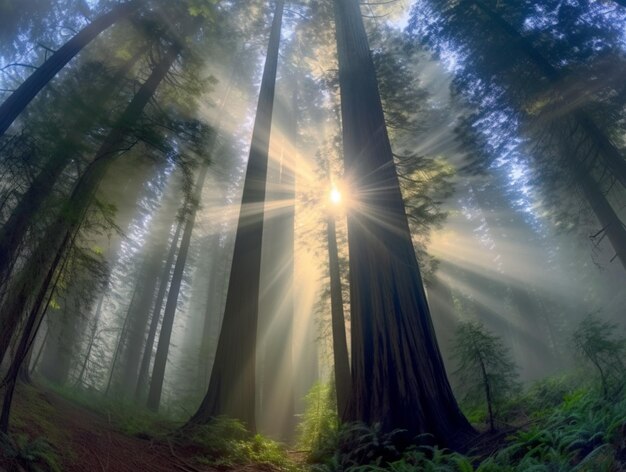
[8,385,289,472]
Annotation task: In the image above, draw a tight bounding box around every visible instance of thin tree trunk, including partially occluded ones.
[134,217,183,401]
[326,215,351,419]
[334,0,475,448]
[0,1,139,136]
[0,43,181,366]
[147,161,211,412]
[75,291,106,388]
[0,226,70,433]
[190,0,285,431]
[105,282,140,396]
[476,352,494,431]
[119,237,169,395]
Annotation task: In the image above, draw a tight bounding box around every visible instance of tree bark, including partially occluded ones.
[258,93,297,441]
[0,43,180,366]
[327,215,351,419]
[189,0,285,431]
[0,1,139,136]
[334,0,475,448]
[147,161,211,412]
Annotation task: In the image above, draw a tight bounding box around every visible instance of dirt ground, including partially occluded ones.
[3,384,300,472]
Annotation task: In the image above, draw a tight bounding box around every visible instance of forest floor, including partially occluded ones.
[3,382,303,472]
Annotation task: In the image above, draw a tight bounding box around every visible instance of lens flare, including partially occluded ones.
[330,186,342,205]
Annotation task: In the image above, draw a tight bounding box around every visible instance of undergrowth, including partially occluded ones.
[189,417,299,470]
[309,373,626,471]
[0,432,61,472]
[48,383,299,471]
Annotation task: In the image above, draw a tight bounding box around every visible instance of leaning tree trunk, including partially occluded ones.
[0,1,139,136]
[0,43,180,366]
[189,0,285,431]
[0,43,147,290]
[334,0,475,448]
[0,224,70,433]
[147,160,211,412]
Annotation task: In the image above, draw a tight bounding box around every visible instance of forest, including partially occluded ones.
[0,0,625,470]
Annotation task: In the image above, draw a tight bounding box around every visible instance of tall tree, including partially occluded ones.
[258,89,297,440]
[190,0,285,431]
[0,1,139,136]
[147,138,213,412]
[333,0,474,447]
[326,200,351,418]
[0,41,182,365]
[0,43,148,292]
[134,216,184,401]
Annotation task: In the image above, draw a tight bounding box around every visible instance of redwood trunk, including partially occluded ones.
[326,215,351,419]
[334,0,474,448]
[190,0,285,431]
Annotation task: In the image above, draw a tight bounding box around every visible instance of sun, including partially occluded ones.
[330,186,342,205]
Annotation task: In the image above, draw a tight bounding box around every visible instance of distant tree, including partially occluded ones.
[147,123,215,412]
[572,314,626,398]
[452,320,520,431]
[134,216,183,401]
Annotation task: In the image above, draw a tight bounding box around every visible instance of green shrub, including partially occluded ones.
[190,417,298,471]
[296,382,339,456]
[452,321,521,431]
[571,314,626,398]
[0,432,61,472]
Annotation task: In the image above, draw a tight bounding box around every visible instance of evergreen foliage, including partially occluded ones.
[451,321,520,431]
[571,314,626,398]
[310,377,626,471]
[296,382,339,456]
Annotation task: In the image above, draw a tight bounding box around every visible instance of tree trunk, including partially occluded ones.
[0,228,68,433]
[147,162,211,412]
[134,216,183,401]
[75,291,106,388]
[0,43,180,366]
[0,42,147,290]
[119,235,170,395]
[190,0,285,431]
[476,352,494,431]
[105,281,140,396]
[327,215,351,419]
[258,93,297,441]
[0,1,139,136]
[334,0,475,448]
